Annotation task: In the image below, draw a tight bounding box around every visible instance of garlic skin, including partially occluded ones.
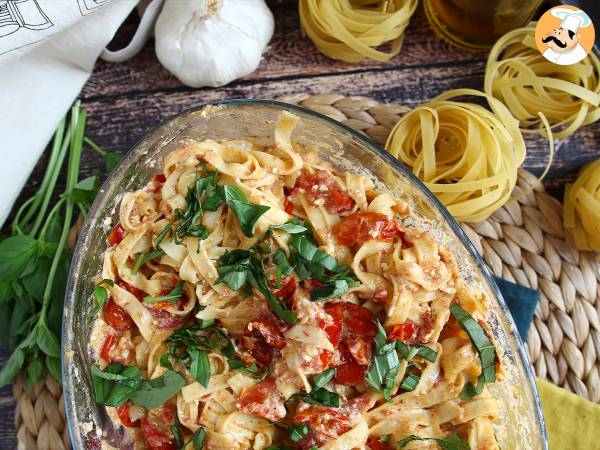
[155,0,274,88]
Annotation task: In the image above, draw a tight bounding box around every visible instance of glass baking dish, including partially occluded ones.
[62,100,547,449]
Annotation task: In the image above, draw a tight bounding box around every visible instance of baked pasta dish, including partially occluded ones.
[90,112,501,450]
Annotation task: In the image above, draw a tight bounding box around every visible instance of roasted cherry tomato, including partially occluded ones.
[148,308,185,330]
[100,334,118,363]
[148,287,187,311]
[294,406,352,441]
[294,171,355,213]
[116,401,140,428]
[333,343,368,386]
[140,404,176,450]
[272,277,297,304]
[107,223,125,246]
[324,302,377,342]
[367,436,394,450]
[387,322,419,344]
[103,298,135,331]
[333,211,401,246]
[116,280,145,300]
[238,377,286,422]
[283,196,294,214]
[246,319,286,349]
[153,173,167,183]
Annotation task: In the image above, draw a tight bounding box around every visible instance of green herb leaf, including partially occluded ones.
[397,434,470,450]
[223,185,270,237]
[270,221,308,234]
[133,249,166,274]
[92,364,143,407]
[144,280,185,304]
[399,373,420,392]
[191,427,207,450]
[71,176,100,204]
[130,370,187,409]
[450,304,496,397]
[26,358,45,384]
[0,235,42,280]
[289,423,309,442]
[395,341,437,363]
[46,355,62,383]
[365,322,400,402]
[0,348,25,388]
[273,250,294,288]
[189,348,211,388]
[289,235,337,271]
[266,445,293,450]
[311,368,334,389]
[310,279,350,300]
[36,322,60,358]
[87,279,114,321]
[155,223,172,246]
[298,387,340,407]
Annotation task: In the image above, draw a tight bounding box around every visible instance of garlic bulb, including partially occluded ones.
[155,0,274,87]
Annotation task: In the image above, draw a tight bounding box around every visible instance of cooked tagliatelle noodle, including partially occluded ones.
[299,0,418,63]
[90,111,502,449]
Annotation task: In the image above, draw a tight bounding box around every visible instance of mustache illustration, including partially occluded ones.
[542,35,567,48]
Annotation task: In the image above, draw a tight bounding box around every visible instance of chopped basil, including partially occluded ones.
[171,417,206,450]
[222,185,270,237]
[395,341,438,363]
[273,250,294,288]
[365,322,400,402]
[289,235,337,271]
[289,423,309,442]
[399,372,420,391]
[450,304,496,399]
[130,370,186,409]
[380,435,390,442]
[155,223,172,246]
[270,220,309,234]
[133,249,166,274]
[216,249,297,324]
[143,280,185,304]
[188,348,211,388]
[87,279,114,322]
[310,279,352,300]
[92,363,142,407]
[265,446,293,450]
[299,387,340,407]
[311,368,334,389]
[397,434,470,450]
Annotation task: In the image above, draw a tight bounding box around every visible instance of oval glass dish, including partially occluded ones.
[63,100,547,449]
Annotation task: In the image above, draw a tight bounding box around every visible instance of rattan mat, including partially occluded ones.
[14,93,600,450]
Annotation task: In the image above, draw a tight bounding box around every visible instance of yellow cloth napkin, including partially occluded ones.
[536,378,600,449]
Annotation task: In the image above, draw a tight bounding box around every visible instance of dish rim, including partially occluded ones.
[62,98,548,449]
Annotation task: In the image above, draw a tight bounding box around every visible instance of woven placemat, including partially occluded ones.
[15,93,600,449]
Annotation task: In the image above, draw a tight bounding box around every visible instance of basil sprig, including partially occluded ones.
[216,249,297,324]
[133,249,165,273]
[222,185,270,237]
[450,304,497,399]
[143,280,185,304]
[92,363,185,409]
[87,279,114,322]
[398,434,470,450]
[365,322,400,402]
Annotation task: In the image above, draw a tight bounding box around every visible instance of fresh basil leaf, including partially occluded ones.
[0,235,42,280]
[92,364,143,407]
[380,435,390,442]
[298,387,340,407]
[310,279,349,300]
[0,348,25,388]
[22,256,50,302]
[160,352,174,370]
[171,417,185,448]
[133,249,166,274]
[311,368,334,389]
[130,369,186,409]
[87,279,114,322]
[191,427,206,450]
[228,199,270,238]
[460,374,486,400]
[36,322,60,358]
[266,445,293,450]
[397,434,470,450]
[399,373,420,392]
[366,323,400,402]
[72,176,100,204]
[450,304,496,388]
[289,423,309,442]
[104,151,122,173]
[289,235,337,271]
[270,221,308,234]
[155,223,172,246]
[144,280,185,304]
[273,250,294,288]
[46,355,62,383]
[189,348,211,388]
[395,341,437,363]
[26,357,44,384]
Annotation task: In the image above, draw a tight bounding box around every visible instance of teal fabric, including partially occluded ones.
[493,276,539,340]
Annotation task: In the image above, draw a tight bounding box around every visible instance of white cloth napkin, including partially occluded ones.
[0,0,140,227]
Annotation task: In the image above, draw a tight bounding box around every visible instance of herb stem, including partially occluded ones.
[84,136,106,157]
[11,196,37,235]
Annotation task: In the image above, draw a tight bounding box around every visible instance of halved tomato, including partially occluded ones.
[333,211,401,246]
[116,280,145,300]
[246,319,286,350]
[387,322,419,344]
[107,224,125,246]
[333,343,368,386]
[294,406,352,441]
[102,299,134,331]
[294,171,355,213]
[140,404,176,450]
[238,377,286,422]
[116,401,140,428]
[100,334,118,363]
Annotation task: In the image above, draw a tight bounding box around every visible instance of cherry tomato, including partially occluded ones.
[297,430,322,450]
[240,335,273,366]
[103,298,135,331]
[100,334,118,363]
[246,319,286,349]
[153,173,167,183]
[272,277,297,305]
[116,401,140,428]
[107,224,125,246]
[140,404,176,450]
[148,287,187,311]
[238,377,286,422]
[387,322,419,344]
[333,343,368,386]
[116,280,145,300]
[295,171,355,213]
[148,308,185,330]
[283,196,294,214]
[324,302,377,341]
[333,211,401,246]
[367,436,394,450]
[294,406,352,441]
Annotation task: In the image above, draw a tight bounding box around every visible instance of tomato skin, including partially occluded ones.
[148,308,185,330]
[148,287,187,311]
[324,302,377,342]
[238,377,286,422]
[368,436,394,450]
[295,171,355,213]
[153,173,167,183]
[100,335,118,363]
[294,406,352,441]
[333,211,401,246]
[116,280,145,300]
[140,405,176,450]
[246,319,286,349]
[102,299,135,331]
[284,196,294,214]
[272,277,297,305]
[116,401,139,428]
[388,322,419,344]
[333,343,368,386]
[107,224,125,246]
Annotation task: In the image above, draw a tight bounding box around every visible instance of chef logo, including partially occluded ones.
[535,5,595,66]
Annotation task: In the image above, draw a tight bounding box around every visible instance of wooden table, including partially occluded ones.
[1,1,599,447]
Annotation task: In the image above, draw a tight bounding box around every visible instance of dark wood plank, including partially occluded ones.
[0,351,17,450]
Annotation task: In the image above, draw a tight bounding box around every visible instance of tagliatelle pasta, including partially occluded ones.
[485,23,600,139]
[89,111,502,449]
[299,0,418,63]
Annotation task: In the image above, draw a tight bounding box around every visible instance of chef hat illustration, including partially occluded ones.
[551,7,592,33]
